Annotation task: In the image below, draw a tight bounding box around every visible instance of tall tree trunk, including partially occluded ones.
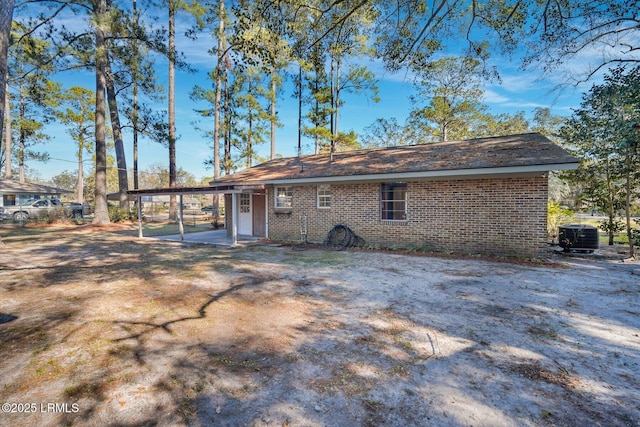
[168,0,177,220]
[247,76,252,168]
[624,152,635,258]
[298,64,302,156]
[0,0,13,159]
[329,56,335,159]
[313,68,319,155]
[132,0,139,190]
[334,55,341,144]
[270,67,276,160]
[105,53,129,208]
[77,144,84,203]
[18,84,24,181]
[0,0,13,246]
[223,56,230,174]
[93,0,110,225]
[133,110,138,189]
[212,0,225,215]
[4,81,10,178]
[213,0,224,179]
[606,164,615,246]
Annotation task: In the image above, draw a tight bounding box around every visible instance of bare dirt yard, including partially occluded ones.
[0,224,639,427]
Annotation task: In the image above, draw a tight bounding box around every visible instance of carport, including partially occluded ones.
[128,183,265,245]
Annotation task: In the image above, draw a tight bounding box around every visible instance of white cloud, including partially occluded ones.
[482,89,510,103]
[175,26,217,67]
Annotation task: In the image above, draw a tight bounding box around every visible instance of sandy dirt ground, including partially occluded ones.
[0,226,638,426]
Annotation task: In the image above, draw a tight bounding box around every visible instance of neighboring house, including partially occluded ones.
[0,178,71,208]
[182,197,201,210]
[126,195,201,211]
[130,133,579,256]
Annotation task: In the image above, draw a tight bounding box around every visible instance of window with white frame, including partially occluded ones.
[317,185,331,209]
[275,186,293,208]
[380,182,407,221]
[239,193,251,213]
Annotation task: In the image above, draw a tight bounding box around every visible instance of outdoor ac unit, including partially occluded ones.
[558,224,599,253]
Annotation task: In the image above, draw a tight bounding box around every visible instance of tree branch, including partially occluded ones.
[308,0,371,49]
[396,0,459,65]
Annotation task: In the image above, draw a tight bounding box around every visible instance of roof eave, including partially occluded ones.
[265,163,579,185]
[127,184,265,196]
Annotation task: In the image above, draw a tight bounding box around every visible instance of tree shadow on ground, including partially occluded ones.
[91,258,640,425]
[0,233,638,427]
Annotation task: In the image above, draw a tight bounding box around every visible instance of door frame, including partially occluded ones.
[252,192,266,237]
[237,192,252,235]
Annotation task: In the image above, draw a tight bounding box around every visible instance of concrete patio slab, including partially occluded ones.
[150,229,260,247]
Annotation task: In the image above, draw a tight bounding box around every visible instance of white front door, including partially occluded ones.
[238,193,252,235]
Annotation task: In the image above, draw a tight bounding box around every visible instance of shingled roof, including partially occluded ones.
[209,133,578,187]
[127,133,578,197]
[0,178,71,194]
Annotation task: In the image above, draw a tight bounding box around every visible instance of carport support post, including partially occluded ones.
[137,196,143,238]
[178,194,184,242]
[232,192,238,245]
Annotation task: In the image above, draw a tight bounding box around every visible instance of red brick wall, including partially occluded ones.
[266,176,549,257]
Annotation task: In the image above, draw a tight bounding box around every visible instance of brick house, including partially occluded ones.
[206,133,578,257]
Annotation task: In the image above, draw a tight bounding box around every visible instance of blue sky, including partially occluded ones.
[35,18,595,184]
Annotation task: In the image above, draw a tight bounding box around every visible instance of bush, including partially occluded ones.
[42,208,75,225]
[598,218,625,235]
[547,202,574,241]
[108,206,136,222]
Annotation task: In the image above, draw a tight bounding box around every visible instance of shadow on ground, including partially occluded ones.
[0,228,638,426]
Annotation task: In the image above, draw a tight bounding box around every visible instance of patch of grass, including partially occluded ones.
[527,324,559,340]
[31,342,51,356]
[397,340,413,351]
[362,399,386,427]
[0,224,72,243]
[177,398,198,424]
[84,338,116,360]
[511,360,572,388]
[311,363,372,397]
[33,358,65,380]
[355,335,378,346]
[280,249,351,267]
[388,363,410,377]
[541,409,554,420]
[379,325,407,336]
[64,380,109,399]
[246,245,280,254]
[209,352,259,372]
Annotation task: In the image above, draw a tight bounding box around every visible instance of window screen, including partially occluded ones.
[380,182,407,220]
